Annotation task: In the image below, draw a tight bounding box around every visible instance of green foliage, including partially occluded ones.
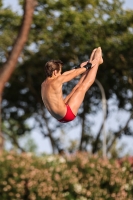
[0,152,133,199]
[3,0,133,109]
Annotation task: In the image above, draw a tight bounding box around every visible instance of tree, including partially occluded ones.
[2,0,133,155]
[0,0,37,151]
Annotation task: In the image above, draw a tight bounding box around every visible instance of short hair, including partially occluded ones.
[44,60,63,78]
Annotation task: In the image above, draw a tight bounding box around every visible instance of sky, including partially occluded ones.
[3,0,133,12]
[2,0,133,155]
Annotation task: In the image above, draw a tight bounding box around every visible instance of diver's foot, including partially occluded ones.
[91,47,103,67]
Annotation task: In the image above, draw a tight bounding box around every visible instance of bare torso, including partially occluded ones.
[41,76,67,120]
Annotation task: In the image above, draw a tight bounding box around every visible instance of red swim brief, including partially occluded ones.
[58,105,76,123]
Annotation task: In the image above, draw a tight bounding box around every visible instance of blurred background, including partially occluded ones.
[0,0,133,158]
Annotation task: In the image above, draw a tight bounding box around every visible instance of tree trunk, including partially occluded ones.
[0,0,37,93]
[0,93,4,154]
[0,0,37,151]
[79,102,86,151]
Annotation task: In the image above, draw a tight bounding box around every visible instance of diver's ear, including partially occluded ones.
[53,70,58,76]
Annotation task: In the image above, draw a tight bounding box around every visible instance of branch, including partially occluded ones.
[0,0,37,94]
[36,105,61,154]
[42,113,61,154]
[107,112,133,152]
[4,131,25,152]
